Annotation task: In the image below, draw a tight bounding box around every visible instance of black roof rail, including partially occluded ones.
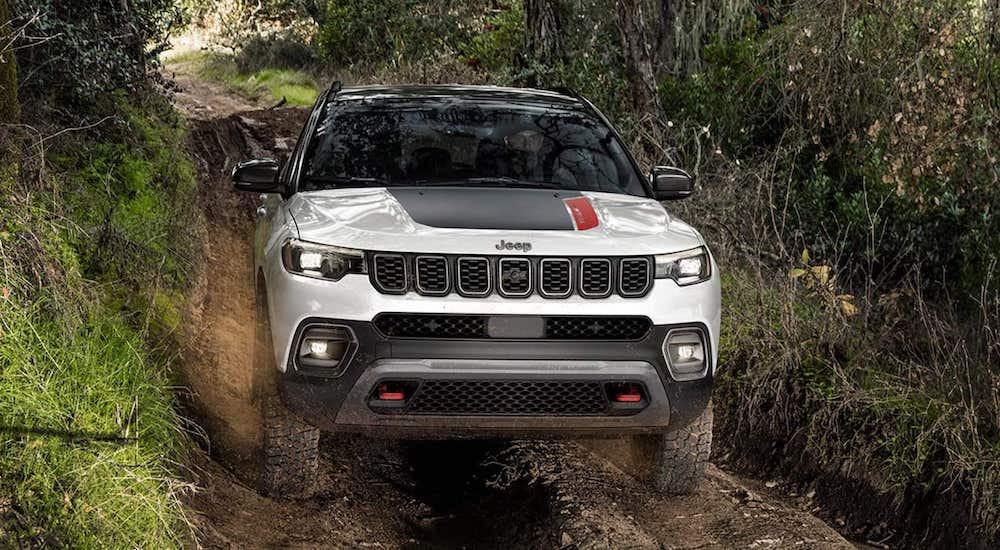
[328,80,343,96]
[547,85,580,99]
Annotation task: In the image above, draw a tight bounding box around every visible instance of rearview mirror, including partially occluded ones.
[651,166,694,200]
[233,159,281,193]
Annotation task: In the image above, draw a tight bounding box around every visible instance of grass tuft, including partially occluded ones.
[167,50,319,106]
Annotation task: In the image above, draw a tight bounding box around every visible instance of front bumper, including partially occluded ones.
[278,319,714,438]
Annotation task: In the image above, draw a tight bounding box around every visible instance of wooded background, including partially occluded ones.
[1,1,999,547]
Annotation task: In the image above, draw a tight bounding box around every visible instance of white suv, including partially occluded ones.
[233,84,721,497]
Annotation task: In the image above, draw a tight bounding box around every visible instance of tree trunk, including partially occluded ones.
[522,0,564,81]
[616,0,660,112]
[0,0,19,124]
[617,0,679,112]
[988,0,999,54]
[298,0,327,27]
[654,0,677,75]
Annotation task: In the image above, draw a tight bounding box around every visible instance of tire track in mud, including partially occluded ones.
[172,72,854,549]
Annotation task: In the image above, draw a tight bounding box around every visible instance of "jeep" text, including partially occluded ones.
[495,240,532,252]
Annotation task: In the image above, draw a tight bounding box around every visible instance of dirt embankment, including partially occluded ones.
[171,69,856,549]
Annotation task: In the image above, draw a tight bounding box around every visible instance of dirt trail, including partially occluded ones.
[169,61,857,549]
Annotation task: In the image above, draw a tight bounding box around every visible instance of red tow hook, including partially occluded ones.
[376,383,406,401]
[613,384,643,403]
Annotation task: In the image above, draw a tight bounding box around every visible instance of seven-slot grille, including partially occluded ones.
[369,254,654,299]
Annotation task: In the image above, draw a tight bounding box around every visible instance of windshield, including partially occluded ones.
[300,99,647,196]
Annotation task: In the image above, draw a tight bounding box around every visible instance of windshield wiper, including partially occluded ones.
[413,177,562,189]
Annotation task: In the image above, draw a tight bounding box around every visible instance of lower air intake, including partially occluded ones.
[402,379,608,416]
[374,314,487,339]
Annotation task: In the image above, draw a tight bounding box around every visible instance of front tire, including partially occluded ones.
[631,402,713,495]
[261,396,320,497]
[256,277,320,497]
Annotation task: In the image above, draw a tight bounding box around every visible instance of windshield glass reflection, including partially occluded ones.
[302,99,646,196]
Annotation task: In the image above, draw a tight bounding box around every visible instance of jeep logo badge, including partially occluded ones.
[495,239,532,252]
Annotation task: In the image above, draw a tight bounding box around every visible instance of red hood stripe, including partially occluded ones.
[563,196,599,231]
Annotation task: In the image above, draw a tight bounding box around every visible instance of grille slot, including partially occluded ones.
[498,258,532,297]
[539,258,572,298]
[374,314,487,339]
[415,256,449,295]
[457,257,491,296]
[619,258,652,297]
[402,380,608,416]
[544,316,652,340]
[579,258,612,297]
[373,254,407,293]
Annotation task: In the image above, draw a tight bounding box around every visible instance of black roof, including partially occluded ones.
[332,84,584,109]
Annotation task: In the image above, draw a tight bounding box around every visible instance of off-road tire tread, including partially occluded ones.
[647,402,713,495]
[261,396,319,497]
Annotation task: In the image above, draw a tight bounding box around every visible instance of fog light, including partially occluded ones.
[663,329,708,381]
[307,339,331,359]
[674,343,697,361]
[296,325,355,374]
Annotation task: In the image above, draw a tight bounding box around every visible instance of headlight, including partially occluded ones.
[281,239,366,281]
[654,246,711,285]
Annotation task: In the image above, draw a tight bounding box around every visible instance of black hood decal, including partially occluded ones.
[388,187,586,230]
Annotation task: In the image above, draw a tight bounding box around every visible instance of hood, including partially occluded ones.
[288,187,704,256]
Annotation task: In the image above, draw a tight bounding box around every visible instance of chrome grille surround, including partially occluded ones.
[619,257,652,297]
[371,254,407,294]
[414,255,450,296]
[538,258,573,298]
[456,256,491,297]
[497,258,532,297]
[579,258,613,298]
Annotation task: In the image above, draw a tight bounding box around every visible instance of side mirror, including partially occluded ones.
[651,166,694,200]
[232,158,281,193]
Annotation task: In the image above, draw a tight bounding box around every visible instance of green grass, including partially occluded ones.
[0,94,196,547]
[0,300,186,548]
[167,50,319,106]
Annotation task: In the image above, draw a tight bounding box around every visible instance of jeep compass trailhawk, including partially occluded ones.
[233,84,721,497]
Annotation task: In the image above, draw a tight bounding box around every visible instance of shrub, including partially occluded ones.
[717,263,1000,543]
[659,1,999,295]
[317,0,490,69]
[459,0,525,73]
[770,0,1000,293]
[235,32,319,73]
[11,0,178,111]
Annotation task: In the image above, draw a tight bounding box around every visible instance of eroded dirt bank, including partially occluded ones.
[172,70,855,549]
